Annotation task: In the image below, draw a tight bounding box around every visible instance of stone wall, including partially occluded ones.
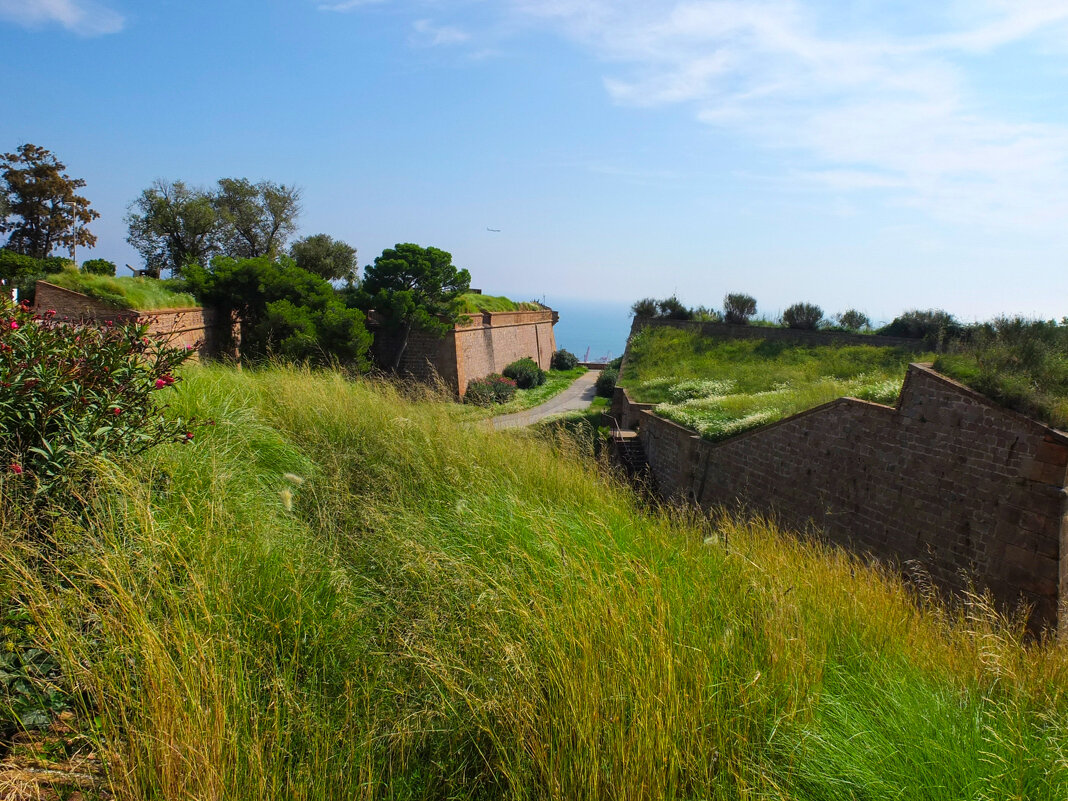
[370,309,558,395]
[616,364,1068,632]
[34,281,229,358]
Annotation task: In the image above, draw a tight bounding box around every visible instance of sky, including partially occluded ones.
[2,0,1068,324]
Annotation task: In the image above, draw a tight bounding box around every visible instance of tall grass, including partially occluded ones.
[44,270,199,310]
[2,364,1066,799]
[622,327,934,439]
[455,293,540,313]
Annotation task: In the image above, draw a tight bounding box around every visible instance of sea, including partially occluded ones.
[546,298,633,364]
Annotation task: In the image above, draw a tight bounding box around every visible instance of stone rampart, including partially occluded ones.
[370,308,557,395]
[34,281,229,358]
[616,363,1068,632]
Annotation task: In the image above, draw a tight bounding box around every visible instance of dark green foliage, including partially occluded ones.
[290,233,358,282]
[656,295,692,320]
[836,309,870,331]
[935,317,1068,429]
[0,603,72,736]
[595,367,618,398]
[361,243,471,371]
[724,293,757,325]
[631,296,694,320]
[878,309,962,346]
[503,357,546,389]
[631,297,658,318]
[81,257,116,276]
[464,373,517,405]
[551,349,579,370]
[1,144,98,259]
[183,256,371,369]
[0,299,195,505]
[782,302,824,330]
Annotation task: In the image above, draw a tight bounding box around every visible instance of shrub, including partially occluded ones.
[0,299,196,505]
[0,250,42,281]
[656,295,692,320]
[724,293,757,325]
[631,297,658,318]
[692,305,722,323]
[836,309,871,331]
[551,349,579,370]
[782,302,824,330]
[878,309,962,346]
[503,357,546,389]
[595,367,618,398]
[465,373,517,405]
[81,258,117,276]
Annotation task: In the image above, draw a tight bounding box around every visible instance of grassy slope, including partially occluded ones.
[45,270,199,310]
[622,327,935,440]
[455,293,540,313]
[4,365,1066,799]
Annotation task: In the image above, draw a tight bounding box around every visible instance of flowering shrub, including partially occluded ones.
[503,357,546,389]
[0,300,196,503]
[465,374,517,406]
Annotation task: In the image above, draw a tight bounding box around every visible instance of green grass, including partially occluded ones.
[45,269,199,310]
[622,326,934,440]
[458,366,588,418]
[2,364,1066,799]
[935,318,1068,430]
[454,293,541,313]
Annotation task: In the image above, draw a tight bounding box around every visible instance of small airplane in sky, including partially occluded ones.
[486,227,501,232]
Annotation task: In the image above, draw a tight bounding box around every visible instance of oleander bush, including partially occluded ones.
[0,299,195,506]
[782,302,824,330]
[503,356,546,389]
[595,367,618,398]
[464,373,517,405]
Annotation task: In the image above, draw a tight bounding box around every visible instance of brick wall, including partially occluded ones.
[34,281,230,359]
[618,363,1068,632]
[370,309,558,395]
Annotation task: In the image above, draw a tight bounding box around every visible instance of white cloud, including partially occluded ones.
[412,18,470,46]
[0,0,123,35]
[507,0,1068,231]
[318,0,388,12]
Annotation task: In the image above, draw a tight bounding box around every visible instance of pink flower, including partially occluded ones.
[113,407,121,416]
[8,321,17,330]
[45,309,56,316]
[155,378,166,389]
[10,464,22,475]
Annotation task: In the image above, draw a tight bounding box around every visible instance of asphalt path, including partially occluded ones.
[490,371,599,430]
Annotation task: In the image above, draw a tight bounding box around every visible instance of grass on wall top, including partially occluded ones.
[2,363,1064,799]
[44,269,200,310]
[453,292,541,313]
[621,326,935,440]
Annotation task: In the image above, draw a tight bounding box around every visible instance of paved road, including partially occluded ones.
[491,371,599,430]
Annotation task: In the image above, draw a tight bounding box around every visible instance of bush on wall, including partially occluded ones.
[595,367,618,398]
[551,349,578,370]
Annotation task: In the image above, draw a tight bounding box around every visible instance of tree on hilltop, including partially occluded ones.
[1,143,99,260]
[724,293,757,325]
[361,243,471,371]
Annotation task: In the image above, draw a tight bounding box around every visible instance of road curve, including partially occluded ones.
[490,371,599,430]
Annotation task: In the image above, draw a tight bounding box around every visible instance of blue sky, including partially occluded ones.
[3,0,1068,323]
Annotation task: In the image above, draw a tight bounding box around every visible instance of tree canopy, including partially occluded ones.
[361,243,471,370]
[125,179,219,278]
[290,233,358,283]
[215,178,301,260]
[0,144,99,260]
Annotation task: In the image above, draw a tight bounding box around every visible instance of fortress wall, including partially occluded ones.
[619,364,1068,631]
[34,281,224,358]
